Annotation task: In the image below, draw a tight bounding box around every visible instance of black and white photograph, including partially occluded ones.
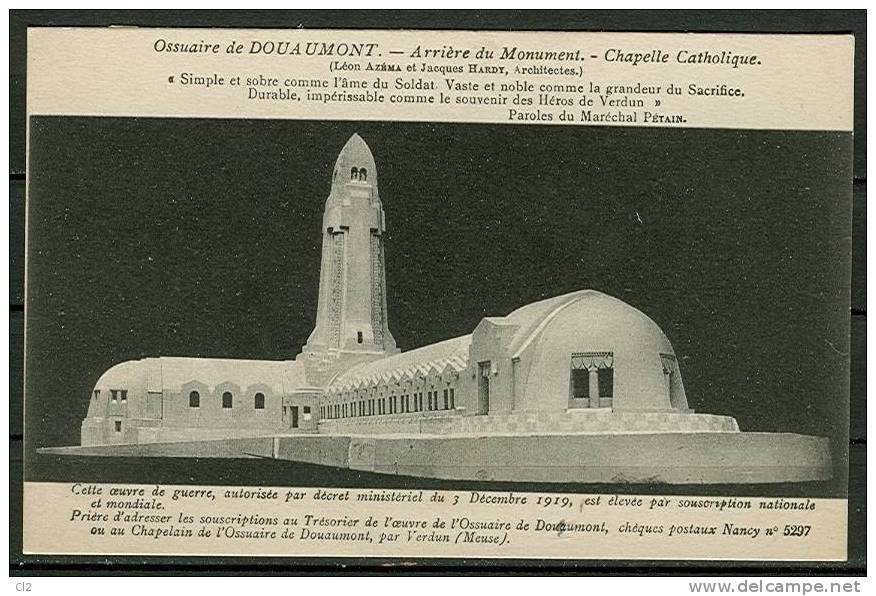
[25,118,851,496]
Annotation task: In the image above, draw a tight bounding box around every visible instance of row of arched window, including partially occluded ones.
[188,390,265,410]
[350,167,368,181]
[320,388,455,420]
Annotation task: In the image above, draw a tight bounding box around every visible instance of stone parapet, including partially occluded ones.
[42,430,832,484]
[318,409,739,436]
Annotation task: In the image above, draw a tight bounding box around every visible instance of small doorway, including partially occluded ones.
[284,406,300,429]
[661,354,682,410]
[477,361,491,415]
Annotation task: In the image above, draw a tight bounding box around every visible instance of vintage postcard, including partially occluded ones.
[22,26,853,562]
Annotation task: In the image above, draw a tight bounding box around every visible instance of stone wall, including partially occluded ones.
[318,409,461,435]
[50,428,833,484]
[317,409,739,436]
[444,410,739,434]
[334,432,832,483]
[41,436,275,459]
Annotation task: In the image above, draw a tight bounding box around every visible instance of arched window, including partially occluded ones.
[254,392,265,409]
[358,168,367,181]
[189,391,200,408]
[222,391,233,409]
[350,167,358,180]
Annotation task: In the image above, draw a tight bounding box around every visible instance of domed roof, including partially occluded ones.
[92,357,310,395]
[94,359,148,392]
[498,290,684,412]
[506,290,674,359]
[332,133,378,189]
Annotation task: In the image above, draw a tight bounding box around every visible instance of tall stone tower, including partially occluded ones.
[300,134,398,385]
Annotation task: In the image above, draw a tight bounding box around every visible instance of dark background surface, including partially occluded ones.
[10,9,865,574]
[25,117,852,494]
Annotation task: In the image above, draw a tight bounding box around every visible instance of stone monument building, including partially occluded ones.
[71,134,830,485]
[78,134,757,445]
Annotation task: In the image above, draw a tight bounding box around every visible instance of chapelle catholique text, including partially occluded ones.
[152,39,759,68]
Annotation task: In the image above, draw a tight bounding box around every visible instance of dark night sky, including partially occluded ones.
[25,117,852,493]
